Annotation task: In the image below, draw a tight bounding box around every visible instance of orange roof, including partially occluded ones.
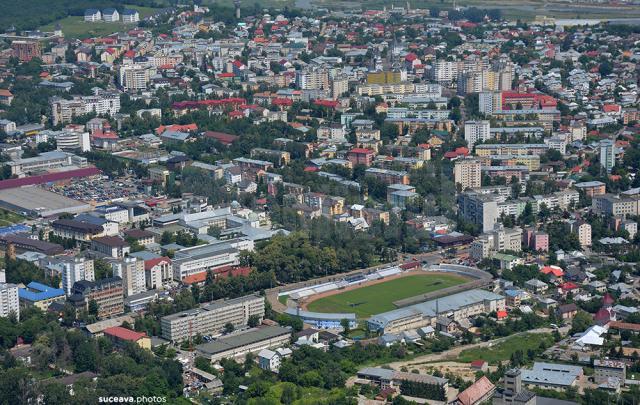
[456,376,495,405]
[155,123,198,135]
[496,310,508,319]
[182,272,207,285]
[104,326,147,342]
[541,265,564,277]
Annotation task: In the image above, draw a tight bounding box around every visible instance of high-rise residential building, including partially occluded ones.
[432,60,459,84]
[566,220,592,248]
[599,139,616,172]
[70,277,124,319]
[118,64,152,91]
[144,257,172,290]
[464,120,491,148]
[454,158,482,190]
[366,70,405,84]
[161,294,265,342]
[44,256,95,296]
[470,225,523,260]
[50,92,120,126]
[479,91,502,114]
[0,283,19,321]
[457,192,499,233]
[11,40,41,61]
[112,257,146,297]
[295,68,329,90]
[330,75,349,99]
[457,62,513,95]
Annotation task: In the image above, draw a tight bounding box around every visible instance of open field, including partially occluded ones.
[0,209,25,227]
[40,6,163,39]
[309,0,640,20]
[305,273,468,318]
[457,333,554,364]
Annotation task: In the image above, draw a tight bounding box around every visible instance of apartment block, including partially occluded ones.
[161,294,265,342]
[454,159,482,190]
[0,283,19,321]
[457,192,499,233]
[70,277,124,319]
[112,257,146,297]
[464,121,490,148]
[592,194,640,217]
[51,92,121,126]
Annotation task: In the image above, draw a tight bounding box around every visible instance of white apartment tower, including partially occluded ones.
[60,257,95,296]
[464,120,491,148]
[0,283,20,321]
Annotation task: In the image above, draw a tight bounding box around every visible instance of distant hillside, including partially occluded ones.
[0,0,169,31]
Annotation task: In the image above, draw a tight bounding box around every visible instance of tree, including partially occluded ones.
[224,322,235,334]
[248,315,260,328]
[88,300,99,316]
[73,341,98,372]
[280,382,298,404]
[340,318,351,336]
[570,311,593,334]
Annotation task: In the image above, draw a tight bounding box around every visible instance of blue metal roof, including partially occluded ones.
[19,282,64,302]
[0,224,30,236]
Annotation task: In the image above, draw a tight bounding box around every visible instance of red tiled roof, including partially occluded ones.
[155,123,198,135]
[203,131,239,145]
[182,272,207,285]
[541,265,564,277]
[456,376,495,405]
[104,326,147,342]
[0,167,101,191]
[348,148,374,155]
[313,99,339,108]
[560,282,578,290]
[144,256,171,271]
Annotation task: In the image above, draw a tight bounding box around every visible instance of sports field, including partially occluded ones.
[306,273,468,318]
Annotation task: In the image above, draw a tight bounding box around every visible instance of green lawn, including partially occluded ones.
[458,333,554,365]
[0,209,25,226]
[306,274,468,318]
[40,6,163,39]
[278,295,289,305]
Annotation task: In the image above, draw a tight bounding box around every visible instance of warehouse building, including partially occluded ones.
[196,325,291,363]
[0,187,91,217]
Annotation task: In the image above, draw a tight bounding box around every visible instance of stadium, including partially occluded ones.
[277,263,495,332]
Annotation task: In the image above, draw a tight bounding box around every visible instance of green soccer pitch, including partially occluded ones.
[305,273,469,318]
